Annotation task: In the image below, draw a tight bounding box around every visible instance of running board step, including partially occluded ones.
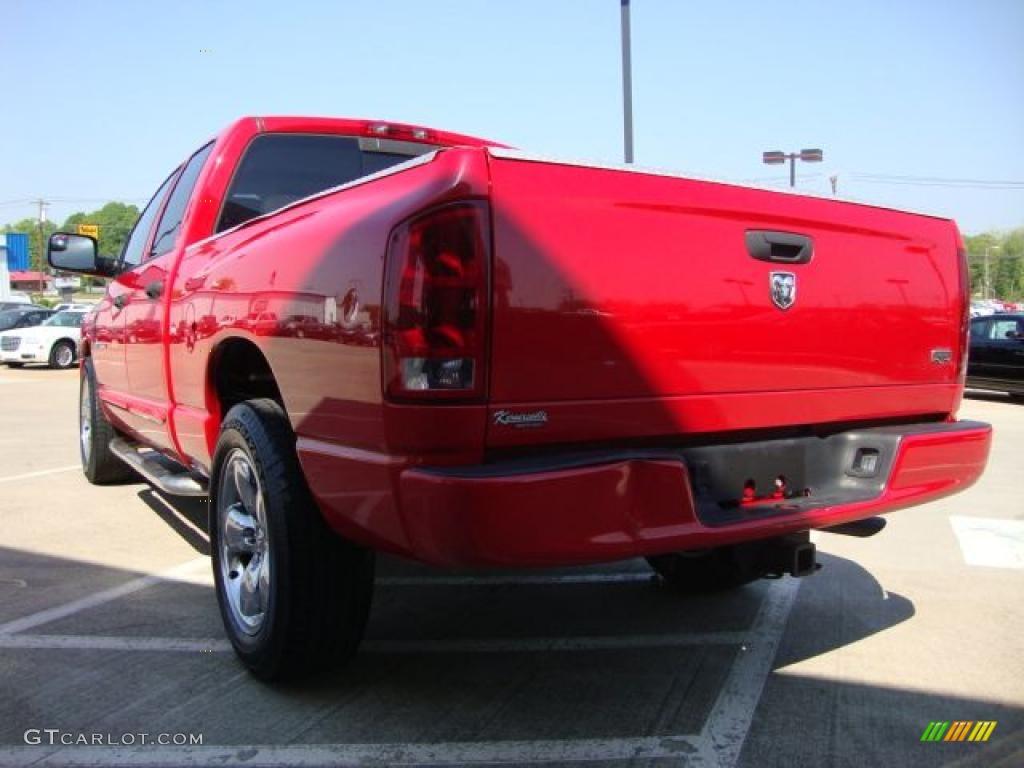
[109,438,208,497]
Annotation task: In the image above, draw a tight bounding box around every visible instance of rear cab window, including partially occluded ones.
[216,134,435,233]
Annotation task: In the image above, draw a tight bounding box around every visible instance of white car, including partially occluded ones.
[0,309,88,369]
[52,302,94,312]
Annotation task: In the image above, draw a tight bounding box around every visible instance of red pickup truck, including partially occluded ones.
[49,116,991,680]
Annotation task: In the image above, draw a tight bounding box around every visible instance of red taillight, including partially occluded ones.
[957,244,970,380]
[365,122,434,142]
[383,202,489,400]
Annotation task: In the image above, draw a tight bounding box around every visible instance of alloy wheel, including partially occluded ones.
[217,449,272,635]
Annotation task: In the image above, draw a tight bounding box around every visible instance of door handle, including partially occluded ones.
[184,276,207,292]
[145,281,164,300]
[745,230,814,264]
[112,294,127,310]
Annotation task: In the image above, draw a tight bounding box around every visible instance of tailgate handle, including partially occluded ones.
[745,230,813,264]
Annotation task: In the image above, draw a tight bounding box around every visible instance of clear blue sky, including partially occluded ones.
[3,0,1022,234]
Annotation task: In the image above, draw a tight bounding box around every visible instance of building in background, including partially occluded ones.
[0,242,8,301]
[4,233,31,272]
[9,271,52,292]
[3,233,47,295]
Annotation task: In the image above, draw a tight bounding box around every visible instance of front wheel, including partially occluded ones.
[210,399,375,681]
[49,341,76,369]
[80,358,134,484]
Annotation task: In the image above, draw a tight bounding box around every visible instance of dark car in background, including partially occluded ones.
[0,307,54,332]
[0,301,38,312]
[967,313,1024,399]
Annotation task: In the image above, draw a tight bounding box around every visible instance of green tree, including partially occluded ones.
[964,227,1024,301]
[61,201,139,259]
[3,201,140,286]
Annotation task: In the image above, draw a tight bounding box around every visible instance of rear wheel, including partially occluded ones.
[5,362,24,368]
[210,399,375,681]
[79,358,134,484]
[647,546,760,594]
[49,341,76,369]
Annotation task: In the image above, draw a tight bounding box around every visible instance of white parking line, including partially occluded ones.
[0,634,230,653]
[697,577,801,766]
[0,630,751,654]
[0,565,691,640]
[0,558,209,635]
[0,737,701,767]
[0,465,80,484]
[950,515,1024,569]
[366,632,754,653]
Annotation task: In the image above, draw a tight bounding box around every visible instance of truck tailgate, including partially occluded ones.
[486,152,964,445]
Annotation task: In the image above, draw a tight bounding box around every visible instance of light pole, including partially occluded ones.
[621,0,634,163]
[763,149,823,187]
[36,199,48,289]
[984,244,1000,300]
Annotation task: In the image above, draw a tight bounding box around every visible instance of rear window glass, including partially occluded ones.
[42,311,85,328]
[988,318,1022,340]
[216,134,432,233]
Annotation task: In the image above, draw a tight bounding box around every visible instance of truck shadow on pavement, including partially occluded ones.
[964,389,1022,405]
[1,542,1021,765]
[136,489,210,556]
[737,674,1023,768]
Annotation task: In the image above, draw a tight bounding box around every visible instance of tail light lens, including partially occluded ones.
[383,201,490,400]
[365,122,434,142]
[957,244,970,381]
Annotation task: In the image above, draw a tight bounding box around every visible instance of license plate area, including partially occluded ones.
[682,430,901,527]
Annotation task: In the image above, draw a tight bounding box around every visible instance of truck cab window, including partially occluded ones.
[120,172,177,268]
[215,134,433,233]
[150,143,214,258]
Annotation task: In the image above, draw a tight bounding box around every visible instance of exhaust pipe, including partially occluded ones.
[822,516,886,538]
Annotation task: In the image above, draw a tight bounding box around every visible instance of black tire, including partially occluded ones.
[647,546,760,594]
[80,358,135,484]
[1010,393,1024,403]
[210,398,375,681]
[5,362,24,368]
[49,340,76,369]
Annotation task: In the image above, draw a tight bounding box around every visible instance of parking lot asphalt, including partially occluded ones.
[0,365,1021,768]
